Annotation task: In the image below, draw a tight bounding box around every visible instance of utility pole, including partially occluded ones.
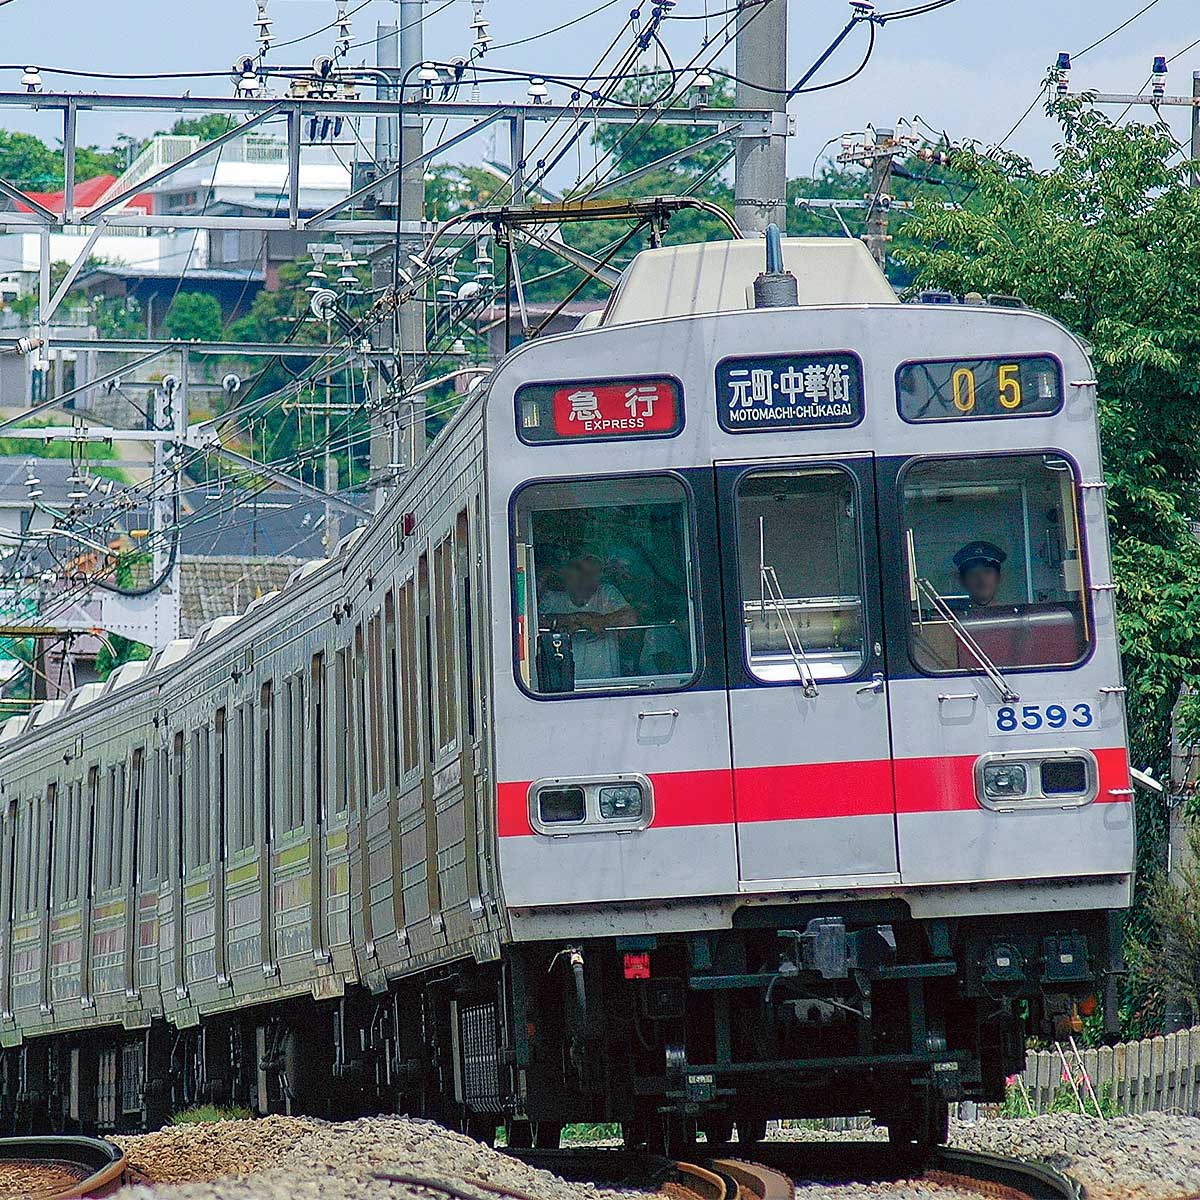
[397,0,428,485]
[838,127,900,272]
[865,128,895,272]
[734,0,788,234]
[1192,71,1200,189]
[370,20,400,510]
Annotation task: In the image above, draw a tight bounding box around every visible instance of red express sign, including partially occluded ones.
[516,377,683,444]
[551,381,678,437]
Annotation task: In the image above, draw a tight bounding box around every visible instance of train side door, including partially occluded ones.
[715,456,900,887]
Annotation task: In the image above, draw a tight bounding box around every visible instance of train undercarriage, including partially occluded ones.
[0,903,1122,1152]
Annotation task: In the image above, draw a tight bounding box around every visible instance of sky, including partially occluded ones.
[0,0,1196,183]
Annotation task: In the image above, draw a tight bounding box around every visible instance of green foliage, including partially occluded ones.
[168,116,238,143]
[1127,821,1200,1023]
[561,1122,621,1143]
[0,128,121,189]
[900,96,1200,1033]
[593,71,736,181]
[163,292,224,342]
[1001,1080,1120,1119]
[169,1104,253,1125]
[94,634,151,682]
[92,296,147,340]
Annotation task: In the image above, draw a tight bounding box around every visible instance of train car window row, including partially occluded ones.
[0,496,488,984]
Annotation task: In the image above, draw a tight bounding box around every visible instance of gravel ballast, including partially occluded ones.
[113,1115,655,1200]
[110,1111,1200,1199]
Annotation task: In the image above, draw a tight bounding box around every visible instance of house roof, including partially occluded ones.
[16,174,153,216]
[75,265,265,286]
[179,554,306,637]
[178,488,341,560]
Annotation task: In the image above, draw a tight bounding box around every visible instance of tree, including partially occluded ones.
[901,97,1200,1031]
[163,292,224,342]
[167,116,237,143]
[0,129,121,189]
[0,130,62,189]
[1129,824,1200,1025]
[592,71,737,181]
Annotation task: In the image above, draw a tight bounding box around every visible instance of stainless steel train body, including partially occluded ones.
[0,237,1133,1146]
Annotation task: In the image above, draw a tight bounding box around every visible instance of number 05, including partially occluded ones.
[998,363,1022,410]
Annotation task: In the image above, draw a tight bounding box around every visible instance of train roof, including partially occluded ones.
[598,236,898,327]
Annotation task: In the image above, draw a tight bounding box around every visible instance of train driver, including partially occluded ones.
[540,553,638,682]
[953,540,1007,609]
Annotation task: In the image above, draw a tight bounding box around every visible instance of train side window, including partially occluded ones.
[239,703,256,849]
[735,467,867,683]
[383,593,400,790]
[353,625,368,808]
[129,751,144,890]
[291,674,305,828]
[902,454,1091,673]
[433,533,458,749]
[334,647,351,814]
[260,682,274,846]
[155,749,168,883]
[367,613,385,796]
[53,783,72,907]
[44,783,57,912]
[399,580,419,774]
[172,732,185,883]
[18,799,34,914]
[456,509,476,739]
[311,655,326,824]
[512,475,701,697]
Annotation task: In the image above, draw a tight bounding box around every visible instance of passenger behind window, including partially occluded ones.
[539,553,637,684]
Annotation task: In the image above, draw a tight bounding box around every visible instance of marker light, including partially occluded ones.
[623,952,651,980]
[1054,52,1071,95]
[1152,55,1168,99]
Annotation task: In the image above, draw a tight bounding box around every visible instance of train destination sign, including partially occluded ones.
[716,352,864,433]
[897,355,1063,422]
[516,377,683,444]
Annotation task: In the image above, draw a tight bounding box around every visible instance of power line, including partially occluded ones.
[994,0,1171,151]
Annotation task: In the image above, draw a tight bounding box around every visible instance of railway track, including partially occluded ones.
[506,1140,1082,1200]
[0,1135,128,1198]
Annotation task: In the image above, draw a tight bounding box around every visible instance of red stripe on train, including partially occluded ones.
[496,747,1131,838]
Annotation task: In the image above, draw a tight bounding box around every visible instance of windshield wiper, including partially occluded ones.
[915,577,1019,703]
[760,563,820,698]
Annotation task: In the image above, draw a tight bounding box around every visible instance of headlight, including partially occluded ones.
[599,783,644,819]
[982,762,1028,798]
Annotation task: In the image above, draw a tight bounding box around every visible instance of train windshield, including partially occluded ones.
[513,476,699,695]
[734,467,866,682]
[903,454,1090,673]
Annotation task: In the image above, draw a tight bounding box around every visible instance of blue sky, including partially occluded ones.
[0,0,1196,178]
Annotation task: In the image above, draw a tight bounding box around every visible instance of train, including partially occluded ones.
[0,228,1134,1152]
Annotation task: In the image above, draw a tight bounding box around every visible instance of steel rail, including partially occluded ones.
[0,1135,128,1198]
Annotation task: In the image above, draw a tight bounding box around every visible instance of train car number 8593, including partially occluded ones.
[987,702,1095,735]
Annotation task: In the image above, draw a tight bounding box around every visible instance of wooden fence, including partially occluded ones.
[1018,1027,1200,1116]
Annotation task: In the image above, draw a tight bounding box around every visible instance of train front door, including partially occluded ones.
[715,456,900,887]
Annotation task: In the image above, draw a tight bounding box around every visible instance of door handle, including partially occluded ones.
[638,709,680,720]
[856,673,884,695]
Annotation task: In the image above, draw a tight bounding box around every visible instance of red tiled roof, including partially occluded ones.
[15,174,153,215]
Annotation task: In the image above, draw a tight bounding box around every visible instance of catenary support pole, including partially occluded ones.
[1192,72,1200,188]
[397,0,428,489]
[734,0,788,234]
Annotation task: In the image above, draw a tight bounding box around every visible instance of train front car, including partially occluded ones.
[483,237,1134,1149]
